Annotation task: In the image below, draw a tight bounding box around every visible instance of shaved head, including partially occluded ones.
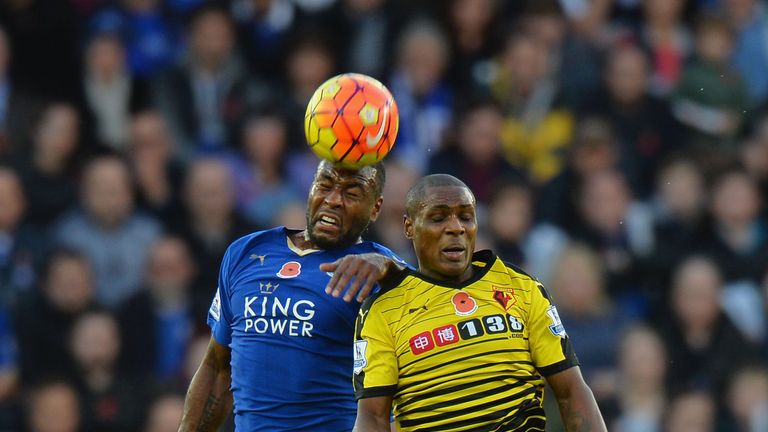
[405,174,473,217]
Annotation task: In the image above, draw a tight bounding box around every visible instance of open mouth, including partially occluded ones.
[441,246,466,261]
[315,213,340,229]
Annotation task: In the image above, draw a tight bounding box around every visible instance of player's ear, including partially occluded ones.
[369,196,383,222]
[404,214,414,239]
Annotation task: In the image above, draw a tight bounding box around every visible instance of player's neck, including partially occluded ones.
[289,229,361,251]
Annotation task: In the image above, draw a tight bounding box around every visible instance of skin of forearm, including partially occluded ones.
[353,414,391,432]
[556,384,607,432]
[178,355,233,432]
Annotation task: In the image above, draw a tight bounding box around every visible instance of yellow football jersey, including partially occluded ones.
[353,250,578,432]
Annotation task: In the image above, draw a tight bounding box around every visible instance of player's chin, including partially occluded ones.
[436,260,470,277]
[309,226,345,249]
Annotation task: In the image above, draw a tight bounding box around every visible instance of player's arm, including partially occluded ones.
[546,366,607,432]
[321,253,405,302]
[178,337,233,432]
[354,396,393,432]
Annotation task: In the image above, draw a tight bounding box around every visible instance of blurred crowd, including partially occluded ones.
[0,0,767,431]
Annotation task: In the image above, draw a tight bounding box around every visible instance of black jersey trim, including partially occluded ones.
[537,357,578,377]
[355,384,398,400]
[501,260,538,282]
[386,250,497,290]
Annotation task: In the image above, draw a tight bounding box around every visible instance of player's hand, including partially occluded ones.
[320,253,391,302]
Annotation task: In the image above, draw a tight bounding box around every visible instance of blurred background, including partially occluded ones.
[0,0,767,431]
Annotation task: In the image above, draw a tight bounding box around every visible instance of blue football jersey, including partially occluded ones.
[208,227,404,431]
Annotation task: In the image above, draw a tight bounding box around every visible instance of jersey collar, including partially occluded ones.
[396,250,497,290]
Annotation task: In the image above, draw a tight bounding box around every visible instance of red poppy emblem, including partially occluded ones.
[277,261,301,278]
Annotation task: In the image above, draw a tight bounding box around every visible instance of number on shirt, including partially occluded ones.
[508,315,525,332]
[458,319,484,340]
[483,314,507,334]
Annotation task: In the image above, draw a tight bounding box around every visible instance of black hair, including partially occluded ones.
[405,174,472,217]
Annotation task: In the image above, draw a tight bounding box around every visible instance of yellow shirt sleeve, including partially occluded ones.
[353,299,399,399]
[525,279,579,376]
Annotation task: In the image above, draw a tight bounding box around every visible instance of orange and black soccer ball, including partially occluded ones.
[304,73,399,169]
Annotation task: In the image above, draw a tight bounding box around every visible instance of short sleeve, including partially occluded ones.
[353,299,398,399]
[207,245,236,346]
[527,282,579,377]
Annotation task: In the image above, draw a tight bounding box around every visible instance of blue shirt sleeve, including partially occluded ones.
[207,243,236,346]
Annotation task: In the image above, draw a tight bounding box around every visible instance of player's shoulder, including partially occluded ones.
[499,259,539,284]
[356,241,408,264]
[359,265,412,313]
[225,227,286,263]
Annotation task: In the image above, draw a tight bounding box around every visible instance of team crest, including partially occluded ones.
[277,261,301,278]
[451,291,478,316]
[492,286,516,311]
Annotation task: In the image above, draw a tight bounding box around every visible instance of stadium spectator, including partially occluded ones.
[517,2,601,109]
[127,110,185,225]
[549,244,631,396]
[486,180,567,284]
[586,44,682,197]
[672,13,749,152]
[329,0,397,79]
[740,114,768,202]
[602,326,668,432]
[144,392,185,432]
[388,20,453,173]
[701,169,768,285]
[230,111,302,228]
[442,0,502,97]
[0,167,47,305]
[174,158,252,296]
[153,5,268,152]
[663,390,716,432]
[80,32,150,152]
[724,366,768,431]
[54,156,162,307]
[724,0,768,105]
[538,116,620,229]
[638,0,691,96]
[427,100,522,203]
[489,31,574,184]
[15,103,81,228]
[661,256,758,396]
[25,380,81,432]
[15,250,96,385]
[646,157,707,309]
[88,0,181,78]
[279,31,336,152]
[230,0,297,80]
[118,236,197,381]
[70,310,146,432]
[572,170,655,305]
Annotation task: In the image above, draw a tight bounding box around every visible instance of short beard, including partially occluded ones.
[306,217,370,250]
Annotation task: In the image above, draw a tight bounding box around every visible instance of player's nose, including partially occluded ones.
[323,186,344,207]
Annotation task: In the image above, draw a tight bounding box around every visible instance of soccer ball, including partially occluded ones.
[304,73,399,170]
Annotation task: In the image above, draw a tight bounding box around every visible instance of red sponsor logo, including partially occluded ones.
[432,325,459,347]
[409,331,435,355]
